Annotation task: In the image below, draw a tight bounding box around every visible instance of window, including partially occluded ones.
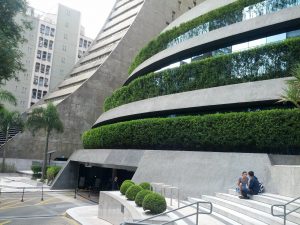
[50,28,55,37]
[39,77,44,86]
[66,9,71,15]
[83,40,87,48]
[44,78,48,87]
[33,76,38,85]
[46,65,50,75]
[47,53,52,62]
[79,38,83,47]
[37,50,41,59]
[35,63,40,72]
[39,37,43,47]
[41,64,45,73]
[37,90,42,99]
[43,91,47,96]
[40,24,45,34]
[42,51,47,60]
[43,39,48,48]
[88,41,91,47]
[45,26,50,36]
[32,89,37,99]
[49,40,53,50]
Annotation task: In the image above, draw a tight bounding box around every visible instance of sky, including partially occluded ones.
[27,0,116,39]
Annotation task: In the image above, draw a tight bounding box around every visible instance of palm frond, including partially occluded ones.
[0,89,17,106]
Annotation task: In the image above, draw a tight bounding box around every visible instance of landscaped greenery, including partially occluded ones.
[83,109,300,154]
[135,190,152,207]
[125,185,143,200]
[46,166,61,182]
[105,37,300,111]
[142,193,167,214]
[128,0,273,74]
[120,180,135,195]
[139,182,151,190]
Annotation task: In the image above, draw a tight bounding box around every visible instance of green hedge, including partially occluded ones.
[139,182,151,190]
[105,37,300,111]
[125,185,143,200]
[46,166,61,181]
[128,0,266,74]
[83,109,300,154]
[135,190,152,207]
[142,193,167,214]
[120,181,135,195]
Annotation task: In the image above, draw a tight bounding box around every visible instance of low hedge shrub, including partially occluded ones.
[31,165,42,174]
[83,109,300,154]
[139,182,151,190]
[135,190,152,207]
[125,185,143,200]
[46,166,61,182]
[120,181,135,195]
[128,0,272,73]
[142,193,167,214]
[106,37,300,111]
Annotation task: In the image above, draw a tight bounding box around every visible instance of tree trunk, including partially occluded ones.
[41,131,50,181]
[1,128,9,173]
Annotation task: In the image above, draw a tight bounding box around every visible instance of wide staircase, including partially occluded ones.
[0,127,21,148]
[167,189,300,225]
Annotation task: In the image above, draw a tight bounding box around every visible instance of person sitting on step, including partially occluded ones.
[239,171,260,199]
[236,171,249,194]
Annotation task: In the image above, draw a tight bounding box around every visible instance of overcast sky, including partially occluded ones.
[27,0,116,39]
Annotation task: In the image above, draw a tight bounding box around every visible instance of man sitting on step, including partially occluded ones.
[239,171,260,199]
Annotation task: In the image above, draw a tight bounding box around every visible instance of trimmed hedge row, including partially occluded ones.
[128,0,265,74]
[83,109,300,154]
[105,37,300,111]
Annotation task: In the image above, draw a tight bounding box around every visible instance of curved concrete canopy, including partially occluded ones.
[94,78,290,127]
[126,5,300,85]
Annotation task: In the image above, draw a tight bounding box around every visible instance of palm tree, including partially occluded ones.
[0,89,17,110]
[0,108,24,172]
[280,64,300,108]
[26,102,63,180]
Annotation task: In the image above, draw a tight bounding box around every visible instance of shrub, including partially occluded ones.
[120,181,134,195]
[83,109,300,154]
[31,165,42,174]
[139,182,151,190]
[123,179,134,184]
[142,193,167,214]
[125,185,143,200]
[105,37,300,111]
[46,166,61,181]
[135,190,152,207]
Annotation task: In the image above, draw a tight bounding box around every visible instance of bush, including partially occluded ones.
[83,109,300,154]
[120,181,135,195]
[128,0,267,74]
[46,166,61,181]
[142,193,167,214]
[135,190,152,207]
[105,37,300,111]
[31,165,42,174]
[139,182,151,190]
[125,185,143,200]
[123,179,134,184]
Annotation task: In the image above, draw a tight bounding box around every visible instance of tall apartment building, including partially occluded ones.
[2,4,92,113]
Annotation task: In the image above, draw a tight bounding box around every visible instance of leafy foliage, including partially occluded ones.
[139,182,151,190]
[0,89,17,110]
[120,181,135,195]
[142,193,167,214]
[31,165,42,174]
[135,190,152,207]
[128,0,263,74]
[83,109,300,154]
[46,166,61,182]
[105,37,300,111]
[0,0,31,84]
[125,185,143,200]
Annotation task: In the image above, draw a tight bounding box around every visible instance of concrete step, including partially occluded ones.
[185,199,241,225]
[263,193,300,205]
[216,193,300,224]
[202,195,298,225]
[189,197,267,225]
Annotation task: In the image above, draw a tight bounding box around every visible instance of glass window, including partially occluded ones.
[43,39,48,48]
[79,38,83,47]
[37,90,42,99]
[35,63,40,72]
[50,28,55,37]
[45,26,50,36]
[49,40,53,50]
[42,51,47,60]
[33,76,38,85]
[32,89,37,98]
[39,77,44,86]
[47,53,52,62]
[44,78,48,87]
[41,64,45,73]
[83,40,87,48]
[39,37,43,47]
[46,65,50,75]
[88,41,91,47]
[37,50,41,59]
[43,91,47,96]
[40,24,45,34]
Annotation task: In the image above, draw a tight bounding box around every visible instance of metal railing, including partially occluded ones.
[271,196,300,225]
[151,183,180,208]
[122,200,213,225]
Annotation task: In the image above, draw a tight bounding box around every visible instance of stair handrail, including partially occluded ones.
[121,200,212,225]
[271,196,300,225]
